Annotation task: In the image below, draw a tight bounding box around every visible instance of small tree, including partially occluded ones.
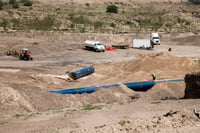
[188,0,200,4]
[13,2,19,8]
[0,0,4,10]
[106,5,118,14]
[23,0,33,6]
[9,0,16,5]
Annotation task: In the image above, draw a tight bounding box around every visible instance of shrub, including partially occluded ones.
[93,21,103,29]
[106,5,118,14]
[23,0,32,6]
[20,0,27,3]
[71,15,91,25]
[110,23,116,27]
[0,0,4,10]
[24,15,57,30]
[12,2,19,8]
[0,19,8,28]
[81,104,103,110]
[35,15,56,30]
[9,0,16,5]
[85,3,90,6]
[188,0,200,4]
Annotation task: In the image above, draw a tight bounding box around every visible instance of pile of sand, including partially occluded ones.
[96,52,198,84]
[0,86,35,115]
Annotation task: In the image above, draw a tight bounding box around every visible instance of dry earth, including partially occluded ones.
[0,31,199,133]
[0,0,200,132]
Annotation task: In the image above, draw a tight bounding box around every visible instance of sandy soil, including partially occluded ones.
[0,31,199,132]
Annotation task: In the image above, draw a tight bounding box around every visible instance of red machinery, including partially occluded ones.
[19,48,33,61]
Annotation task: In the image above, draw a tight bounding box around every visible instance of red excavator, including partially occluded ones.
[19,48,33,61]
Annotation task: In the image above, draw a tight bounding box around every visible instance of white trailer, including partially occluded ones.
[84,40,105,52]
[133,39,152,49]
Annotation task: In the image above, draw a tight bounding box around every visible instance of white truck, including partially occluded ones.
[150,33,160,45]
[84,40,105,52]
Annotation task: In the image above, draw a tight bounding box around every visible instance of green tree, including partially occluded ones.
[106,5,118,14]
[188,0,200,4]
[23,0,33,6]
[0,0,4,10]
[12,2,19,8]
[9,0,16,5]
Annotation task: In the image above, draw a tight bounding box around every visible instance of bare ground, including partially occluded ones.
[0,32,200,133]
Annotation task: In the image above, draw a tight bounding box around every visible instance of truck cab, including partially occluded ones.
[84,40,105,52]
[150,33,160,45]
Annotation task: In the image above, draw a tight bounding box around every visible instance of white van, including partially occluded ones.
[150,33,160,45]
[84,40,105,52]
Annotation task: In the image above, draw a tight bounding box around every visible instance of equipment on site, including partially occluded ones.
[133,39,152,49]
[84,40,105,52]
[150,32,160,45]
[19,48,33,61]
[133,33,161,49]
[112,45,129,49]
[68,66,94,80]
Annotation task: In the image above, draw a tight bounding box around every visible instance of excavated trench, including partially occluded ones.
[184,72,200,99]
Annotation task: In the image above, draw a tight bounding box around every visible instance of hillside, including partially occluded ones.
[0,0,199,33]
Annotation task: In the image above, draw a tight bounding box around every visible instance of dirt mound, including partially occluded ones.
[184,72,200,99]
[123,52,195,73]
[98,52,198,84]
[0,86,35,115]
[0,70,138,115]
[141,82,185,101]
[18,86,138,114]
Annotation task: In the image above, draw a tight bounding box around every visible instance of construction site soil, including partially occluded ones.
[0,31,200,133]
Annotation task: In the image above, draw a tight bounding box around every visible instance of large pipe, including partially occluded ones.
[124,81,155,91]
[49,78,184,94]
[68,66,94,80]
[49,81,156,94]
[49,86,98,94]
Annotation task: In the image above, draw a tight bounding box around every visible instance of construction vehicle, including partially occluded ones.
[150,33,160,45]
[84,40,105,52]
[19,48,33,61]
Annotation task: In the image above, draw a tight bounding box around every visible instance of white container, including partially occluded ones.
[133,39,152,49]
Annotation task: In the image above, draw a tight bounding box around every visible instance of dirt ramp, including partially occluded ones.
[184,72,200,99]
